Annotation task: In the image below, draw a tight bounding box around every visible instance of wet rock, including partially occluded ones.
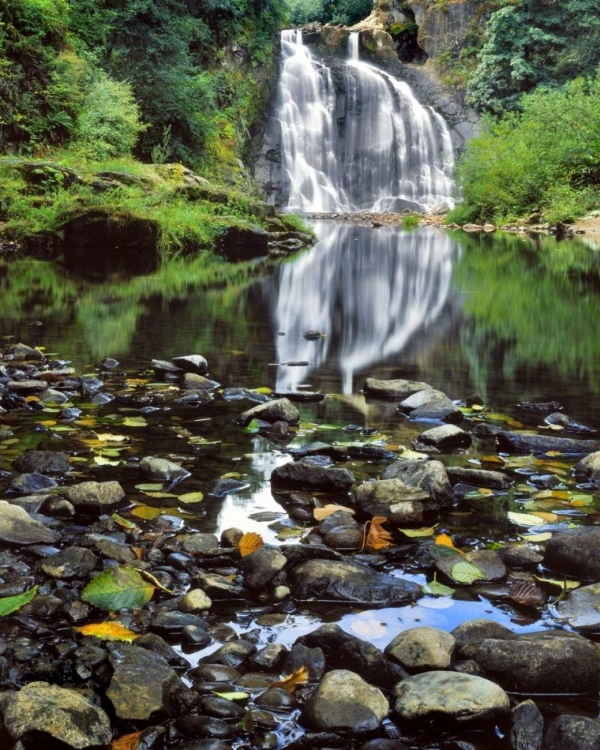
[510,699,543,750]
[151,359,183,375]
[418,424,471,449]
[12,450,71,475]
[496,431,600,456]
[107,643,181,720]
[435,549,507,583]
[184,373,218,390]
[498,544,543,568]
[92,535,136,563]
[201,640,257,667]
[543,714,600,750]
[173,533,220,554]
[151,610,208,635]
[574,451,600,483]
[198,696,246,720]
[183,625,212,646]
[242,547,287,589]
[239,398,300,425]
[382,459,453,506]
[256,687,297,711]
[446,467,512,489]
[179,588,213,612]
[323,525,364,549]
[336,639,408,691]
[189,664,241,682]
[400,389,462,423]
[173,354,208,375]
[175,715,236,739]
[543,527,600,580]
[364,378,432,400]
[544,412,596,435]
[10,342,45,360]
[8,472,58,493]
[0,680,112,748]
[302,670,388,732]
[385,627,455,671]
[555,582,600,631]
[6,379,48,394]
[288,559,423,605]
[451,619,518,651]
[271,461,354,492]
[282,643,326,682]
[393,671,509,723]
[135,633,189,667]
[249,644,288,671]
[41,547,96,579]
[208,478,250,497]
[360,742,410,750]
[195,572,244,598]
[0,500,60,545]
[140,456,191,482]
[461,632,600,693]
[67,480,127,514]
[355,478,428,523]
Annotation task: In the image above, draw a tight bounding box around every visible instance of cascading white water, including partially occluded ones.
[277,29,455,213]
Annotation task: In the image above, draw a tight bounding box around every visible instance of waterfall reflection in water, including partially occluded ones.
[271,222,458,394]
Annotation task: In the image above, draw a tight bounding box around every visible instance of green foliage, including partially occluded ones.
[453,72,600,223]
[81,567,154,611]
[0,586,38,617]
[75,72,146,160]
[286,0,371,26]
[468,0,600,114]
[402,215,420,229]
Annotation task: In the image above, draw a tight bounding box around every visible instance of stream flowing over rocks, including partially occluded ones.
[1,340,600,750]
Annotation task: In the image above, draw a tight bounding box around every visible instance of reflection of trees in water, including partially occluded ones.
[270,223,458,394]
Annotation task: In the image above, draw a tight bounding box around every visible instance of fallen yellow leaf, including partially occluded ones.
[238,532,264,557]
[313,504,356,521]
[75,622,137,642]
[435,533,455,548]
[271,666,309,693]
[109,731,143,750]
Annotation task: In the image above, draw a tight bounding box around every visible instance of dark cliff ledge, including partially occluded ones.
[0,159,314,277]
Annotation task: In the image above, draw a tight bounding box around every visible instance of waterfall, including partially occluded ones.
[276,29,455,213]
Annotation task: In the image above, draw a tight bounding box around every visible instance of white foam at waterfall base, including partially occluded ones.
[276,29,455,213]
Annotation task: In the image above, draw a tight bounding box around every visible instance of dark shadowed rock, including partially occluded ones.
[364,378,432,400]
[242,547,287,589]
[355,478,428,523]
[139,456,190,482]
[555,582,600,631]
[302,670,388,732]
[0,680,112,748]
[446,467,512,489]
[393,671,509,723]
[282,643,326,682]
[451,619,518,651]
[543,527,600,580]
[510,699,543,750]
[288,559,423,605]
[217,224,269,261]
[0,500,60,545]
[399,389,462,422]
[41,547,96,579]
[13,450,72,475]
[239,397,300,425]
[382,459,452,505]
[271,461,354,492]
[543,714,600,750]
[8,473,58,493]
[461,632,600,694]
[173,354,208,374]
[107,643,181,720]
[496,432,600,456]
[175,715,236,739]
[336,639,408,691]
[574,451,600,483]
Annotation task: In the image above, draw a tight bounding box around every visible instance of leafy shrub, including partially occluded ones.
[75,73,146,160]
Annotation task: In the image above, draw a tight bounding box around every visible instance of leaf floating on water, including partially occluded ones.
[131,505,163,520]
[481,455,505,466]
[507,580,547,608]
[464,488,494,500]
[365,516,394,551]
[435,533,457,549]
[276,527,305,540]
[529,511,559,522]
[111,513,139,531]
[238,532,264,557]
[533,575,581,591]
[507,511,546,527]
[176,492,204,504]
[450,561,486,585]
[398,449,429,460]
[519,532,553,543]
[75,622,137,642]
[143,491,177,499]
[213,691,249,701]
[423,574,455,597]
[122,416,147,428]
[81,567,155,612]
[135,483,164,492]
[272,666,309,693]
[399,526,437,538]
[0,586,38,617]
[109,732,143,750]
[313,504,356,521]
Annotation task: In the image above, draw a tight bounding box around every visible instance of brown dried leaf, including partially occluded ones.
[365,516,394,551]
[110,731,143,750]
[271,666,309,693]
[139,569,173,594]
[238,532,264,558]
[507,580,547,608]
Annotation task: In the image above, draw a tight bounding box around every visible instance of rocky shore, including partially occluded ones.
[1,343,600,749]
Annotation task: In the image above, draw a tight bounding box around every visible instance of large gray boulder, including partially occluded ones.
[393,671,509,723]
[0,500,60,545]
[418,424,471,449]
[555,582,600,632]
[364,378,432,400]
[0,681,112,748]
[399,389,462,423]
[543,715,600,750]
[271,461,354,492]
[239,397,300,425]
[288,559,423,605]
[446,466,512,489]
[461,632,599,694]
[385,627,455,671]
[496,432,600,456]
[139,457,190,482]
[543,527,600,580]
[242,546,287,589]
[302,670,389,732]
[382,459,453,505]
[355,478,428,523]
[13,450,72,475]
[107,643,181,720]
[574,451,600,483]
[67,480,127,514]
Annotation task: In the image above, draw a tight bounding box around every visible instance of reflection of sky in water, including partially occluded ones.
[273,222,457,394]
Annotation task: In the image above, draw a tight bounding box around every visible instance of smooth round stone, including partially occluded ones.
[385,627,456,671]
[175,715,234,740]
[324,526,364,549]
[201,641,256,668]
[393,671,510,723]
[543,714,600,750]
[255,687,297,711]
[302,670,389,732]
[182,626,212,646]
[249,644,288,671]
[198,696,245,720]
[41,547,96,579]
[179,589,213,613]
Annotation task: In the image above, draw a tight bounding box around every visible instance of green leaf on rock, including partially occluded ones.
[429,544,462,562]
[243,419,261,434]
[82,567,154,611]
[0,586,38,617]
[450,561,486,585]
